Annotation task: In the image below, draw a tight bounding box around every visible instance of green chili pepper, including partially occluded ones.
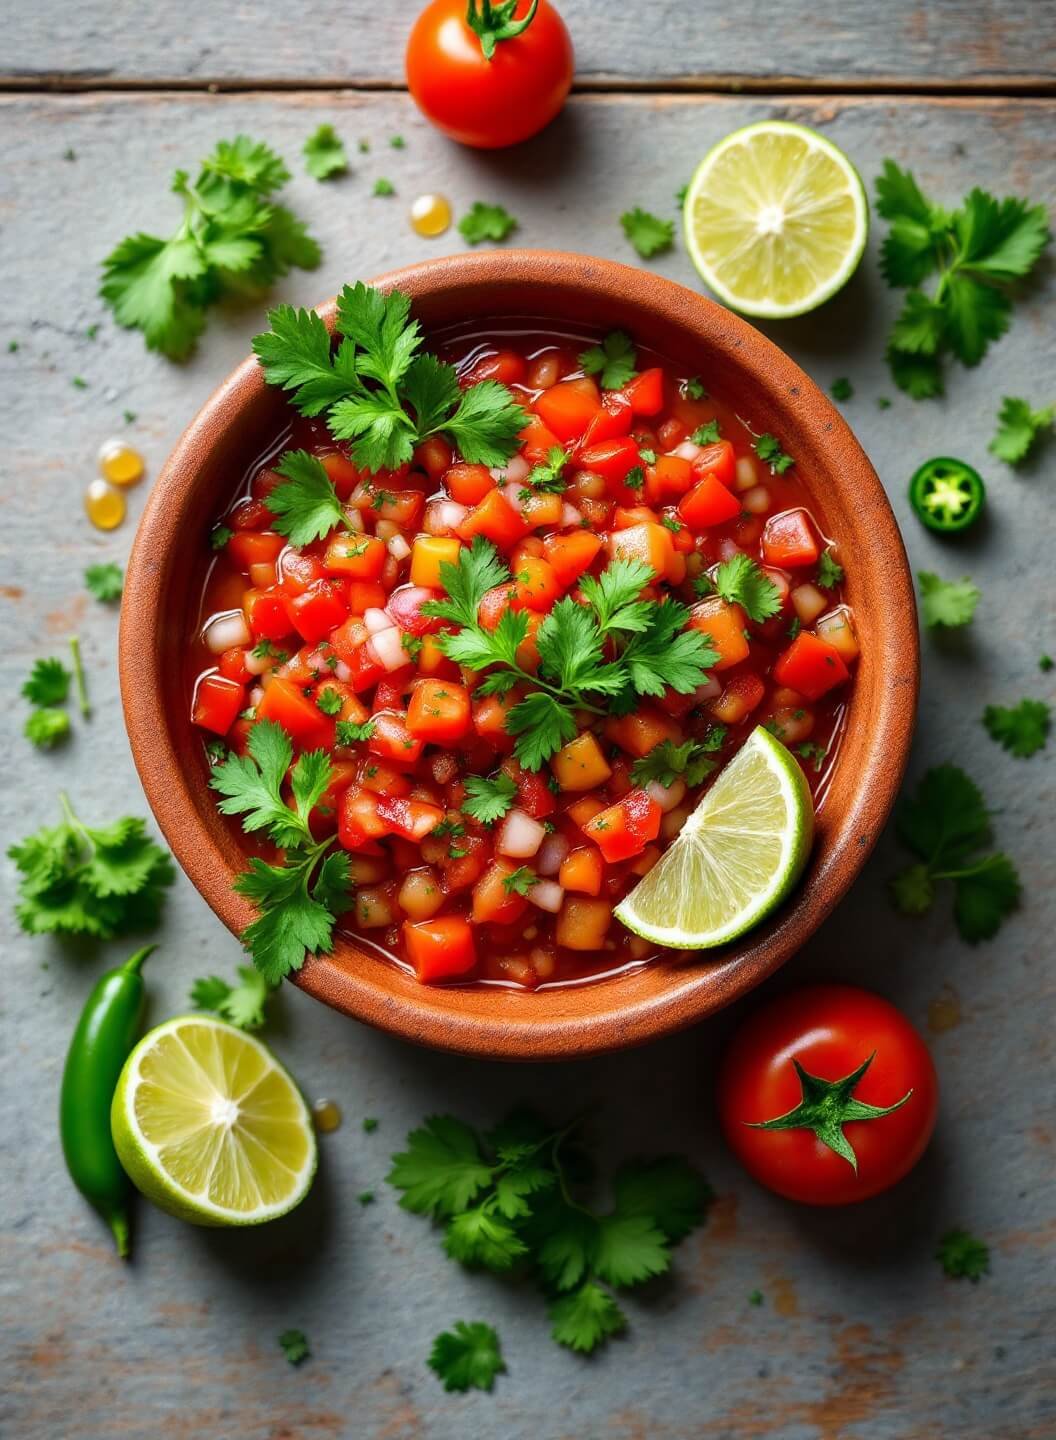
[60,945,154,1256]
[908,457,986,533]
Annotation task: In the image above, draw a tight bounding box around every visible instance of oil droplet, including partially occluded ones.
[927,984,961,1034]
[410,193,452,238]
[98,438,146,486]
[312,1098,343,1133]
[85,478,126,530]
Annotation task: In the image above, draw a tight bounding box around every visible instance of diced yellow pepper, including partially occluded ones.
[410,536,461,589]
[550,732,613,792]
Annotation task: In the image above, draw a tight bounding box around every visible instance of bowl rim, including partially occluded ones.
[120,249,918,1061]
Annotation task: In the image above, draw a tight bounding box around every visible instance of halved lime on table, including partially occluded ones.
[683,121,869,318]
[615,727,814,949]
[111,1016,316,1227]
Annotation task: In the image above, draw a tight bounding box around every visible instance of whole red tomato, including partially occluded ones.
[406,0,574,149]
[718,984,938,1205]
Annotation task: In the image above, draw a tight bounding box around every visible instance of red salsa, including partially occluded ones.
[190,326,858,989]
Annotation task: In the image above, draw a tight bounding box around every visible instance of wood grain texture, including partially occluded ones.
[3,0,1055,88]
[1,89,1054,1439]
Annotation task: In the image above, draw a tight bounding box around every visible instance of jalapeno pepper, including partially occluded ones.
[908,457,986,533]
[60,945,154,1256]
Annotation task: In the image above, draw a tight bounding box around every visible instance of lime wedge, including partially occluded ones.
[683,121,868,318]
[111,1015,316,1227]
[614,726,814,949]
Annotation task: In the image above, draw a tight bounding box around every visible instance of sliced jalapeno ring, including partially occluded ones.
[908,457,986,534]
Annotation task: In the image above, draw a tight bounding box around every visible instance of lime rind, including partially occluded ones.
[614,727,814,949]
[683,120,869,320]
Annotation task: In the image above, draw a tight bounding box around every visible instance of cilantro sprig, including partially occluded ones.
[303,124,348,181]
[85,562,124,602]
[621,207,675,259]
[982,699,1050,759]
[252,283,527,473]
[428,1322,505,1393]
[753,433,794,473]
[579,331,637,390]
[423,542,716,769]
[989,395,1054,465]
[190,965,274,1030]
[631,733,725,788]
[889,765,1020,942]
[526,446,569,493]
[458,202,518,245]
[387,1109,711,1355]
[712,553,782,623]
[917,571,980,629]
[462,772,518,826]
[936,1228,989,1281]
[278,1329,310,1365]
[875,160,1050,397]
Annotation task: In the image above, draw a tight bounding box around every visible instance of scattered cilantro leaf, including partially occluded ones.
[336,718,376,745]
[25,708,71,749]
[459,202,518,245]
[315,688,343,716]
[303,124,348,181]
[22,657,71,706]
[462,772,518,826]
[1040,655,1054,673]
[917,571,980,628]
[502,866,537,897]
[830,377,854,401]
[714,553,781,622]
[631,738,720,788]
[748,1289,764,1306]
[989,395,1054,464]
[796,740,828,772]
[211,525,233,550]
[85,562,124,602]
[621,207,675,259]
[579,331,637,390]
[549,1283,626,1353]
[373,177,395,196]
[363,1116,379,1133]
[982,698,1050,759]
[389,134,405,149]
[428,1321,505,1393]
[278,1329,310,1365]
[265,450,348,545]
[691,420,720,445]
[816,550,844,589]
[753,433,794,473]
[683,376,706,400]
[937,1228,989,1281]
[526,445,569,493]
[191,964,273,1030]
[358,1190,375,1205]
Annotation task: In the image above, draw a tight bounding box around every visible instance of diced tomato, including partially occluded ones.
[511,766,557,819]
[559,845,604,896]
[227,531,285,572]
[375,792,444,840]
[444,463,495,506]
[477,583,513,630]
[229,497,272,531]
[534,378,602,441]
[584,789,662,863]
[577,436,641,488]
[256,675,335,749]
[472,691,516,746]
[619,367,664,417]
[385,585,443,636]
[607,522,676,581]
[403,916,477,982]
[243,587,294,642]
[289,579,349,644]
[413,436,454,481]
[278,550,326,595]
[371,488,425,530]
[218,647,251,684]
[508,557,561,611]
[458,489,529,551]
[192,673,244,735]
[464,349,528,387]
[410,536,462,589]
[679,474,742,528]
[556,896,613,950]
[519,416,562,462]
[406,680,472,744]
[605,708,681,758]
[346,642,387,693]
[319,450,364,500]
[346,580,389,614]
[543,531,603,588]
[372,677,410,713]
[577,391,634,450]
[472,860,530,925]
[762,510,820,568]
[551,733,613,792]
[645,454,693,504]
[691,440,736,488]
[711,672,766,725]
[323,534,386,581]
[520,490,565,528]
[773,632,850,700]
[338,784,389,848]
[688,597,750,670]
[369,710,426,765]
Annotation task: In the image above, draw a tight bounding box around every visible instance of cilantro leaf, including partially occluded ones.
[593,1212,670,1288]
[278,1329,310,1365]
[889,863,934,916]
[612,1157,713,1243]
[458,202,518,245]
[315,688,343,716]
[501,866,537,897]
[25,708,70,749]
[989,395,1054,465]
[816,549,844,589]
[428,1321,505,1392]
[631,738,719,789]
[982,698,1050,759]
[525,445,569,494]
[462,772,518,826]
[548,1283,626,1354]
[444,379,528,467]
[507,691,579,770]
[373,177,395,196]
[952,854,1021,943]
[191,964,273,1030]
[189,975,231,1012]
[691,420,720,445]
[896,764,991,867]
[578,559,654,633]
[917,571,980,629]
[753,433,794,473]
[252,305,360,417]
[684,376,705,399]
[22,657,71,707]
[445,1205,527,1270]
[84,562,124,602]
[579,331,637,390]
[937,1228,989,1281]
[714,553,782,622]
[621,207,675,259]
[424,536,510,629]
[265,450,347,546]
[387,1116,494,1217]
[335,718,376,745]
[303,124,348,181]
[235,855,340,983]
[830,377,853,402]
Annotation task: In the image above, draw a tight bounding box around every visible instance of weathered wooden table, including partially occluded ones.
[3,6,1055,1437]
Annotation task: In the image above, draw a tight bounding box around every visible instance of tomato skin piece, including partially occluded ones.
[691,440,736,489]
[619,366,664,417]
[773,632,850,700]
[762,509,820,568]
[444,463,495,507]
[243,587,294,642]
[679,474,743,528]
[576,393,634,451]
[458,488,529,550]
[403,916,477,983]
[534,379,602,442]
[192,673,244,735]
[288,579,349,644]
[227,530,285,572]
[369,710,426,765]
[255,675,335,750]
[718,985,939,1206]
[405,0,574,150]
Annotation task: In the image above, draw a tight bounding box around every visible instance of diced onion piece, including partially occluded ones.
[374,519,399,541]
[248,684,265,707]
[718,539,745,562]
[501,481,528,514]
[333,659,353,683]
[537,831,571,876]
[342,505,366,532]
[364,607,392,634]
[673,440,702,462]
[355,885,396,928]
[387,533,411,561]
[561,502,583,527]
[423,498,468,535]
[735,455,759,491]
[693,676,722,702]
[244,647,271,676]
[791,583,828,624]
[496,808,546,859]
[203,611,251,654]
[529,879,565,913]
[816,605,860,662]
[771,706,815,744]
[369,627,412,673]
[348,855,389,885]
[491,454,530,486]
[742,484,771,514]
[398,868,444,921]
[646,777,687,812]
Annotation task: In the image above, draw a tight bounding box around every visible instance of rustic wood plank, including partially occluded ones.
[2,90,1054,1440]
[3,0,1054,89]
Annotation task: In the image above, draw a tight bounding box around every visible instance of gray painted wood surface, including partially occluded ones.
[4,0,1056,88]
[2,72,1055,1440]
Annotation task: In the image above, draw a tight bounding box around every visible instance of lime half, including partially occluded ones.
[615,726,814,949]
[111,1015,317,1227]
[683,121,868,318]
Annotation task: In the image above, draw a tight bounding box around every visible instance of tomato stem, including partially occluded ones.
[465,0,540,60]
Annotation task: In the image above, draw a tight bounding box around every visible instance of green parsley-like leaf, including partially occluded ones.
[889,862,934,915]
[210,721,307,847]
[315,688,343,716]
[25,708,71,749]
[387,1116,494,1217]
[462,772,518,826]
[373,177,395,196]
[501,865,537,897]
[191,964,273,1030]
[444,379,528,467]
[303,124,348,181]
[714,553,782,622]
[526,445,569,493]
[578,558,654,633]
[84,562,124,602]
[817,550,844,589]
[22,657,71,707]
[896,764,991,867]
[548,1283,627,1354]
[917,571,980,629]
[424,536,510,630]
[265,450,346,546]
[691,420,720,445]
[753,433,794,473]
[953,853,1021,943]
[428,1321,505,1392]
[445,1205,527,1270]
[621,207,675,259]
[612,1157,713,1243]
[278,1329,310,1365]
[507,691,579,770]
[579,331,637,391]
[592,1212,670,1288]
[458,202,518,245]
[335,718,376,745]
[684,376,705,399]
[830,377,854,402]
[631,738,719,789]
[982,698,1050,759]
[211,526,233,551]
[989,395,1054,464]
[252,304,360,417]
[937,1228,989,1281]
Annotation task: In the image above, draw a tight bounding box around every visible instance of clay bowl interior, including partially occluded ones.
[120,250,918,1061]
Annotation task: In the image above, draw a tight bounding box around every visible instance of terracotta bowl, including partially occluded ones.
[121,251,918,1061]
